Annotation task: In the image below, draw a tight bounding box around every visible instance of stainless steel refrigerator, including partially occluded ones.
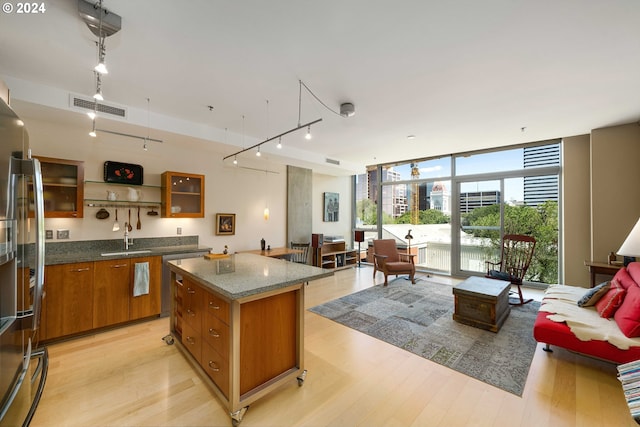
[0,95,46,426]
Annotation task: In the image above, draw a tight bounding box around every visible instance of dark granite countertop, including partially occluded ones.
[39,236,211,265]
[45,245,211,265]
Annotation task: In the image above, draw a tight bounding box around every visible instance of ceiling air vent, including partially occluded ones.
[325,158,340,166]
[70,94,127,119]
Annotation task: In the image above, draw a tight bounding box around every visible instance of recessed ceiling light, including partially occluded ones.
[407,135,416,140]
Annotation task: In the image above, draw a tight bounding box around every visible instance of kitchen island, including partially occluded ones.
[167,253,332,426]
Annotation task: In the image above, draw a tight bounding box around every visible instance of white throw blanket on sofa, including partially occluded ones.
[540,284,640,350]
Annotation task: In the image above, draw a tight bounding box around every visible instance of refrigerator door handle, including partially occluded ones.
[29,157,44,331]
[12,157,44,331]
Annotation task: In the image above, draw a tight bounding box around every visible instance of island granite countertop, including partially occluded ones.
[168,253,333,300]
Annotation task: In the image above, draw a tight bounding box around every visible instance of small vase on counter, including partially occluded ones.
[261,238,266,251]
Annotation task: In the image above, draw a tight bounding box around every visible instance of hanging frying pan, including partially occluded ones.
[96,208,110,219]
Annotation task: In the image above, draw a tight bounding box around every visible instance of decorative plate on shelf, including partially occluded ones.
[103,161,143,185]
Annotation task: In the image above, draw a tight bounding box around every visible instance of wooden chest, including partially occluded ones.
[453,276,511,333]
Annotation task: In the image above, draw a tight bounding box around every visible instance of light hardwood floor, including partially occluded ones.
[31,267,636,427]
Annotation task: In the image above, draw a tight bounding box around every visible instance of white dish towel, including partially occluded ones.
[134,262,149,297]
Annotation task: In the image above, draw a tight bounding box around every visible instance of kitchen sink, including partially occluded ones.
[100,250,152,257]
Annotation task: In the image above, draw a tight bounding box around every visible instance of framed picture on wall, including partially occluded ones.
[323,192,339,222]
[215,213,236,235]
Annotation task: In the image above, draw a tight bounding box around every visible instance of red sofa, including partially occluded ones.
[533,262,640,364]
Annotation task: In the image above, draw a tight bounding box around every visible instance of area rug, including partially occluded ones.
[308,279,540,396]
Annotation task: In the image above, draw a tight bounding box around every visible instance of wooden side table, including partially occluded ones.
[583,261,623,288]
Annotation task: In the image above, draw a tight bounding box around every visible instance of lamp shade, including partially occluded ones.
[618,218,640,257]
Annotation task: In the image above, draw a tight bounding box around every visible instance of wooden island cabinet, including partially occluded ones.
[168,254,332,426]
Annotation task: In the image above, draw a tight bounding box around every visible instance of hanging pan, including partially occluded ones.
[95,208,110,219]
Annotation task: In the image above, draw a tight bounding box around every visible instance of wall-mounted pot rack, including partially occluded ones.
[85,200,160,209]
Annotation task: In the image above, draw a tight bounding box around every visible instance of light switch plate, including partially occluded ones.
[45,230,53,240]
[56,229,69,239]
[177,227,182,235]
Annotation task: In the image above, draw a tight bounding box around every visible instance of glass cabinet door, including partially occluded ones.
[161,172,204,218]
[31,157,84,218]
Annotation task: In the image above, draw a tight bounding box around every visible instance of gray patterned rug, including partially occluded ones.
[308,279,540,396]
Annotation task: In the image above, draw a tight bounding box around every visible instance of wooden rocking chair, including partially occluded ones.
[485,234,536,306]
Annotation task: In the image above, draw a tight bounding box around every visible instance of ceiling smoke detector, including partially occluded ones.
[340,102,355,117]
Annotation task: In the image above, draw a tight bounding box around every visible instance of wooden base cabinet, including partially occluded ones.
[42,256,162,341]
[129,256,162,320]
[42,262,94,341]
[93,259,130,328]
[93,256,162,328]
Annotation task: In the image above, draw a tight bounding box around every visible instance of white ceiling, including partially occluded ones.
[1,0,640,175]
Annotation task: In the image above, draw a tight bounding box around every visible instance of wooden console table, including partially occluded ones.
[584,260,623,288]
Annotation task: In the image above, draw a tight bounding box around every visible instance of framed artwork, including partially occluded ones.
[215,213,236,235]
[323,192,339,222]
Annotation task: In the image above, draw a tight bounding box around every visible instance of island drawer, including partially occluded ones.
[204,290,230,325]
[182,278,203,329]
[181,320,202,365]
[202,341,229,399]
[203,311,230,360]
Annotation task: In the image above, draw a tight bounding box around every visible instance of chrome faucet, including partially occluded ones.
[124,225,133,250]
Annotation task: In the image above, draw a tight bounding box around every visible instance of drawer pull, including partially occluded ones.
[71,268,90,272]
[186,309,196,317]
[208,328,220,338]
[208,361,220,372]
[187,288,196,294]
[111,264,128,268]
[185,336,195,345]
[209,301,220,310]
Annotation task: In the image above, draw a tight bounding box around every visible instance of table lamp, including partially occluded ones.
[617,218,640,266]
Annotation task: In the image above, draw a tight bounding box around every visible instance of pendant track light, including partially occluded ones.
[94,36,108,74]
[223,79,353,164]
[222,118,322,162]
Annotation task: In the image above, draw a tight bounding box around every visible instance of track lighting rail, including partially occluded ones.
[96,128,163,143]
[223,118,322,161]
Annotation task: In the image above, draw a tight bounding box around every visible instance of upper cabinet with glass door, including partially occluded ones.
[32,156,84,218]
[161,171,204,218]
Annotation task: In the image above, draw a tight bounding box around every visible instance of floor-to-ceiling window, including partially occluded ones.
[453,144,560,285]
[356,140,561,285]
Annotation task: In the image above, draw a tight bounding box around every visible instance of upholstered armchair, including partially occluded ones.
[373,239,416,286]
